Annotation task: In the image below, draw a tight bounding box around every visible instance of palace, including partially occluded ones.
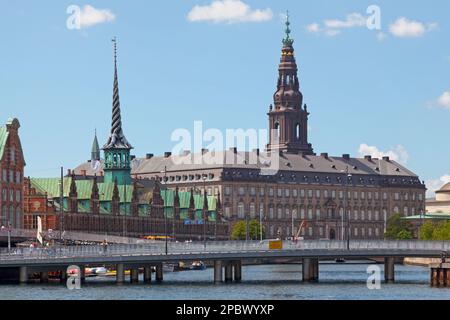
[73,17,426,240]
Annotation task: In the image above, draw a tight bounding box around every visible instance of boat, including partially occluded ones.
[190,261,206,271]
[335,258,346,263]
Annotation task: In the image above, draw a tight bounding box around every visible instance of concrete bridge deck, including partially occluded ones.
[1,240,449,284]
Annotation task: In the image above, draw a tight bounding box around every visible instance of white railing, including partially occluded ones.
[1,240,450,262]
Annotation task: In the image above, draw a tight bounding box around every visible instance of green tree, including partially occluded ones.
[385,213,413,240]
[231,219,265,240]
[419,221,435,240]
[432,222,450,240]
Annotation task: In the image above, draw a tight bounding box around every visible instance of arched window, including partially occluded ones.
[274,122,280,141]
[295,123,300,140]
[237,202,245,219]
[249,203,256,218]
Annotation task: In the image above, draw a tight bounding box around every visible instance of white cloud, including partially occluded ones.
[437,91,450,108]
[428,91,450,109]
[78,5,115,29]
[389,17,437,38]
[426,175,450,198]
[358,144,409,165]
[187,0,273,23]
[307,12,367,37]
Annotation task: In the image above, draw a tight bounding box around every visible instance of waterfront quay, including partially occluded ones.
[0,240,449,285]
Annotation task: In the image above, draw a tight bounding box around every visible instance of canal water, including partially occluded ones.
[1,264,450,300]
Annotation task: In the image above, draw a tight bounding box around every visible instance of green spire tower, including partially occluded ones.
[103,38,133,185]
[282,11,294,47]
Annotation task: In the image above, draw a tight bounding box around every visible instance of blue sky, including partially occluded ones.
[0,0,449,195]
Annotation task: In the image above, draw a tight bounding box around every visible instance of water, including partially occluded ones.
[1,264,450,300]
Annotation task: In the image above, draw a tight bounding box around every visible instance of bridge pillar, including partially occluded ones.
[19,266,28,284]
[384,257,395,283]
[233,261,242,282]
[40,271,49,284]
[130,269,139,284]
[116,263,125,285]
[156,264,163,282]
[214,261,223,283]
[144,266,152,284]
[60,270,67,284]
[224,264,233,283]
[302,258,319,282]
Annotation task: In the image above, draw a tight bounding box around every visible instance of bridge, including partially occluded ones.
[1,240,449,285]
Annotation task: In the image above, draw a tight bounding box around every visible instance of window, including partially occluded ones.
[361,210,365,220]
[300,207,305,219]
[315,190,321,199]
[375,210,379,221]
[293,189,298,197]
[368,228,372,237]
[324,190,329,198]
[308,227,313,236]
[237,203,245,219]
[394,193,399,200]
[368,192,372,200]
[308,208,313,219]
[319,227,324,237]
[292,208,298,219]
[277,189,282,197]
[418,194,423,201]
[277,207,282,219]
[238,187,245,196]
[375,228,380,237]
[249,203,256,218]
[331,190,336,199]
[354,228,358,236]
[316,208,321,220]
[259,204,264,218]
[405,193,409,201]
[403,207,408,216]
[296,124,300,140]
[2,170,6,182]
[225,187,231,196]
[354,210,358,220]
[260,188,265,196]
[361,228,365,237]
[2,189,6,201]
[285,189,290,197]
[15,190,20,202]
[354,192,358,199]
[300,189,305,198]
[339,191,344,199]
[269,207,274,219]
[9,190,13,202]
[225,207,231,218]
[361,192,365,200]
[375,192,379,200]
[285,208,290,219]
[368,210,372,221]
[383,193,387,200]
[250,187,256,196]
[10,147,15,163]
[308,190,313,198]
[269,188,274,197]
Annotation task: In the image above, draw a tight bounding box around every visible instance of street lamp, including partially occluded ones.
[1,222,11,254]
[341,166,352,250]
[161,166,168,255]
[202,175,207,249]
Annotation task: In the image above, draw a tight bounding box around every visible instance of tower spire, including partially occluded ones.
[91,129,100,162]
[267,13,314,155]
[104,37,132,150]
[282,11,294,47]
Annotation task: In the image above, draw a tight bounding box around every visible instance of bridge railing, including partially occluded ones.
[1,240,450,261]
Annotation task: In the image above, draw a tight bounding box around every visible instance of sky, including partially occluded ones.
[0,0,449,197]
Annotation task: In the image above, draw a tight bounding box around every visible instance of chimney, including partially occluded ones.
[130,155,136,161]
[230,147,237,154]
[201,148,209,155]
[364,155,372,161]
[164,152,172,158]
[253,148,260,156]
[81,170,87,177]
[321,153,329,159]
[343,154,350,160]
[382,156,390,162]
[146,153,154,159]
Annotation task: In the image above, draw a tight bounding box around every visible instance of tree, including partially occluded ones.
[231,219,265,240]
[385,213,413,240]
[419,221,435,240]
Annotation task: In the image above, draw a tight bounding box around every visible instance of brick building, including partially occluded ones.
[0,118,25,229]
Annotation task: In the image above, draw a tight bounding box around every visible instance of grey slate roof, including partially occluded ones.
[73,150,420,178]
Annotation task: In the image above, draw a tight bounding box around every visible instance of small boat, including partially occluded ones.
[190,261,206,271]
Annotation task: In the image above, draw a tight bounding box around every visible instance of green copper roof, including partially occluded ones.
[0,126,8,161]
[30,178,133,203]
[403,213,450,221]
[161,190,217,211]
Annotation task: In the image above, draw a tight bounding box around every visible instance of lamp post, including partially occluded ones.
[341,166,352,250]
[202,175,207,249]
[59,167,64,244]
[1,222,11,254]
[162,166,168,255]
[259,206,263,242]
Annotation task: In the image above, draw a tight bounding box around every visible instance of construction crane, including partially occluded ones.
[294,220,307,242]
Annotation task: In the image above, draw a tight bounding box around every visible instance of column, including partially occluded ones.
[224,264,233,283]
[40,271,49,284]
[19,266,28,284]
[60,269,67,284]
[384,257,395,283]
[130,268,139,284]
[144,266,152,284]
[214,261,223,283]
[156,264,163,282]
[311,258,319,282]
[116,263,125,285]
[233,261,242,283]
[302,258,312,282]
